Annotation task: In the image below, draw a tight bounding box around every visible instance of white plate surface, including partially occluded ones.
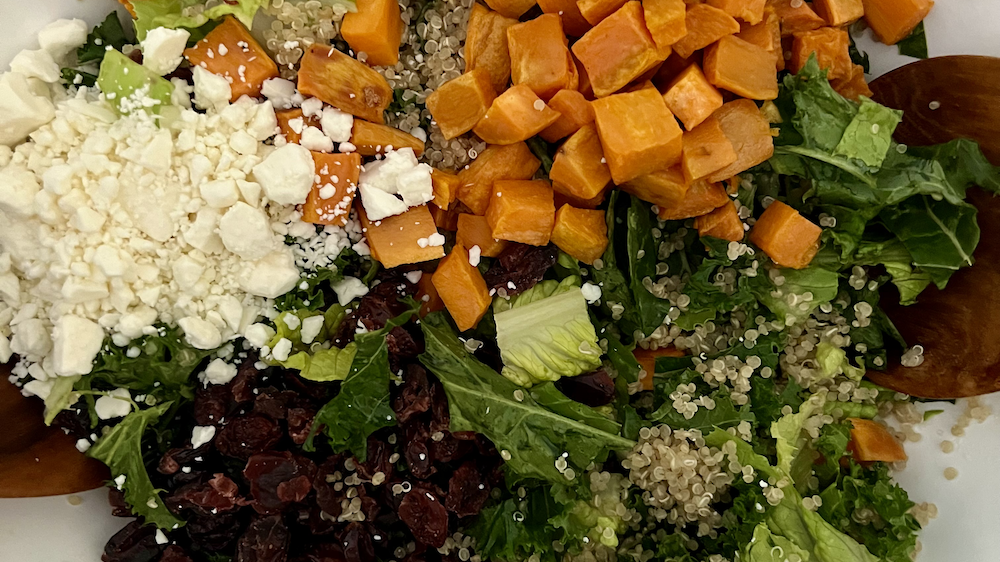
[1,0,999,560]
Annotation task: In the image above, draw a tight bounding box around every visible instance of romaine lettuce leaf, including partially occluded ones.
[834,98,902,168]
[493,276,580,313]
[132,0,265,40]
[97,50,174,115]
[265,307,355,381]
[751,265,839,325]
[772,395,825,488]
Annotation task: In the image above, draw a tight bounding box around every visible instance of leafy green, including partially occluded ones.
[776,56,858,151]
[815,342,864,382]
[281,345,357,382]
[493,276,580,313]
[677,238,758,329]
[905,138,1000,194]
[591,192,639,334]
[43,375,81,425]
[752,265,839,325]
[97,50,174,115]
[274,249,378,312]
[627,197,673,335]
[77,12,129,65]
[527,136,556,177]
[772,395,825,488]
[848,34,871,74]
[468,490,564,562]
[741,523,812,562]
[132,0,270,40]
[530,383,622,436]
[604,330,641,384]
[264,308,355,381]
[833,98,902,168]
[649,389,755,434]
[896,21,928,60]
[854,238,931,305]
[87,403,184,529]
[768,488,879,562]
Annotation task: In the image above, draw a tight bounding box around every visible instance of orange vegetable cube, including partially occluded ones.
[456,214,510,257]
[550,205,608,264]
[486,180,556,246]
[358,204,445,268]
[578,0,629,25]
[862,0,932,45]
[472,85,562,145]
[592,87,684,184]
[538,0,592,36]
[790,27,852,81]
[848,418,908,462]
[643,0,688,55]
[704,35,779,100]
[831,64,873,101]
[657,179,730,220]
[432,245,492,332]
[652,51,703,88]
[298,45,392,123]
[417,273,445,317]
[738,10,784,70]
[430,202,461,231]
[540,89,595,142]
[554,187,608,209]
[663,64,724,130]
[484,0,538,19]
[302,152,362,226]
[573,53,595,99]
[707,0,767,24]
[431,169,460,211]
[572,2,663,98]
[813,0,864,26]
[682,116,738,181]
[748,200,821,269]
[707,99,775,182]
[672,4,741,59]
[634,346,684,390]
[768,0,826,35]
[351,120,425,157]
[694,201,745,241]
[549,123,612,200]
[622,166,690,208]
[275,108,319,144]
[183,17,278,101]
[457,142,541,215]
[507,14,576,100]
[340,0,403,66]
[465,3,518,94]
[426,68,497,140]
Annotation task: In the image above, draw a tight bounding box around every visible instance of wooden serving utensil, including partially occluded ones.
[866,56,1000,399]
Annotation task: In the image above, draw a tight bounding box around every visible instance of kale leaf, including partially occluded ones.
[77,12,129,65]
[896,21,928,60]
[627,196,673,336]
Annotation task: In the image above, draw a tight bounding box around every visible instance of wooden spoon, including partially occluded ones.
[866,56,1000,399]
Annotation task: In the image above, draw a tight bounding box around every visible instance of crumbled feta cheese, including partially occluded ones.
[300,316,324,345]
[261,78,298,109]
[37,19,89,61]
[396,163,434,206]
[191,425,217,448]
[271,337,293,361]
[404,271,423,284]
[238,251,301,298]
[359,183,408,220]
[178,316,223,350]
[10,318,51,357]
[252,143,315,204]
[0,72,55,146]
[332,276,370,306]
[22,379,54,400]
[247,101,278,141]
[581,282,602,303]
[245,323,276,348]
[300,125,334,152]
[75,438,91,453]
[95,388,133,420]
[219,202,276,259]
[320,106,354,143]
[200,178,240,208]
[427,233,445,247]
[154,530,169,545]
[300,97,324,118]
[141,27,191,76]
[192,66,232,111]
[113,475,127,489]
[10,49,61,83]
[359,148,420,195]
[51,315,104,376]
[469,245,482,267]
[200,358,238,385]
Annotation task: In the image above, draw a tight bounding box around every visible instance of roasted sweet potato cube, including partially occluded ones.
[707,99,775,182]
[862,0,932,45]
[341,0,403,66]
[183,17,278,101]
[430,202,461,231]
[456,214,510,257]
[738,10,784,70]
[275,108,319,144]
[573,53,595,99]
[554,187,608,209]
[507,15,576,100]
[621,166,690,208]
[538,0,592,36]
[704,35,779,100]
[768,0,826,35]
[466,3,518,93]
[672,4,741,59]
[848,418,908,462]
[298,45,392,123]
[790,27,852,81]
[549,124,612,200]
[663,64,724,130]
[484,0,538,18]
[578,0,629,25]
[473,85,562,145]
[351,120,425,157]
[572,2,663,98]
[457,142,540,215]
[540,89,595,142]
[657,179,730,220]
[592,88,683,184]
[432,245,492,332]
[707,0,767,24]
[431,169,460,211]
[652,51,703,89]
[486,180,556,246]
[634,346,684,390]
[682,116,738,181]
[426,68,497,140]
[550,205,608,264]
[359,204,445,268]
[831,64,873,101]
[748,200,821,269]
[302,153,362,226]
[813,0,864,26]
[643,0,688,55]
[694,201,745,242]
[417,273,445,317]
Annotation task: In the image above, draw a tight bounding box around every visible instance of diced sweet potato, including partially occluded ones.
[275,108,319,144]
[417,273,445,317]
[578,0,629,25]
[538,0,592,36]
[351,120,425,157]
[657,179,730,220]
[473,85,562,145]
[550,205,608,264]
[682,116,738,181]
[457,142,540,215]
[484,0,538,18]
[486,180,556,246]
[298,45,392,123]
[634,346,685,391]
[663,64,724,130]
[183,17,278,101]
[432,245,492,332]
[341,0,403,66]
[652,51,703,89]
[644,0,688,55]
[572,2,663,98]
[768,0,826,35]
[554,187,608,209]
[704,35,778,100]
[694,201,745,241]
[672,4,741,59]
[831,64,873,101]
[748,200,821,269]
[359,204,445,268]
[430,202,461,231]
[790,27,852,81]
[456,214,510,257]
[540,89,595,142]
[621,166,690,208]
[574,53,595,99]
[431,169,460,211]
[592,87,684,183]
[466,3,518,93]
[848,419,908,462]
[507,14,576,100]
[738,9,784,70]
[302,152,362,227]
[426,68,497,140]
[862,0,932,45]
[813,0,864,26]
[707,99,775,182]
[549,123,612,200]
[707,0,767,23]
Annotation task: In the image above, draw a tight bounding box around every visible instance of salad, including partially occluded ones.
[0,0,994,561]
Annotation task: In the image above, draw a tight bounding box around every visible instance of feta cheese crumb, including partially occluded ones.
[37,19,89,61]
[332,276,370,306]
[200,358,238,385]
[404,271,423,284]
[0,72,56,145]
[271,337,293,361]
[52,315,104,376]
[426,233,445,247]
[178,316,223,350]
[469,245,482,267]
[219,202,276,259]
[252,143,315,205]
[191,425,217,449]
[300,97,324,118]
[95,388,133,420]
[300,315,325,345]
[192,66,232,111]
[141,27,191,76]
[75,439,91,453]
[10,49,61,83]
[359,183,408,220]
[245,324,276,348]
[581,282,602,303]
[320,106,354,142]
[155,530,169,545]
[300,125,334,152]
[261,78,299,109]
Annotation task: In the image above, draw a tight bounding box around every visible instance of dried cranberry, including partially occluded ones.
[158,545,193,562]
[556,368,616,407]
[254,389,297,420]
[338,522,375,562]
[236,515,290,562]
[51,407,90,441]
[231,360,262,404]
[287,407,316,445]
[429,433,474,464]
[108,487,133,517]
[386,326,423,359]
[355,439,393,482]
[392,364,432,423]
[158,447,204,476]
[312,458,347,518]
[102,520,162,562]
[185,510,243,551]
[403,429,436,479]
[427,378,450,434]
[398,487,449,548]
[193,383,233,426]
[216,415,283,459]
[445,462,490,517]
[166,474,242,517]
[483,244,558,295]
[245,451,317,514]
[300,542,347,562]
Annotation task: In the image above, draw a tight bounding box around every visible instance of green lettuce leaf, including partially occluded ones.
[854,238,931,305]
[281,345,357,382]
[741,523,812,562]
[649,389,755,434]
[833,98,902,168]
[591,191,639,335]
[77,12,129,65]
[97,50,174,115]
[133,0,267,40]
[767,489,879,562]
[43,375,81,425]
[627,196,673,335]
[468,489,564,562]
[772,395,825,488]
[493,276,580,313]
[752,265,839,325]
[265,307,355,381]
[604,330,641,384]
[896,21,928,59]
